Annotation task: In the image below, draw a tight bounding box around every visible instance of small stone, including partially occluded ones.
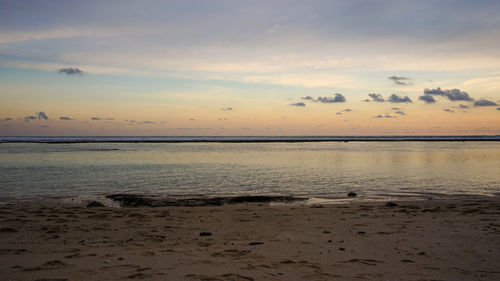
[347,192,357,197]
[339,247,345,251]
[86,201,105,208]
[385,202,398,207]
[199,232,212,237]
[249,241,264,246]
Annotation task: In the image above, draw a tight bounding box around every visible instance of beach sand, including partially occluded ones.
[0,196,499,280]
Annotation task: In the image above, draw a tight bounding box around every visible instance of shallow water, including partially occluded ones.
[0,141,499,199]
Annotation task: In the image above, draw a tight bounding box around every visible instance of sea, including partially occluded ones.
[0,136,499,202]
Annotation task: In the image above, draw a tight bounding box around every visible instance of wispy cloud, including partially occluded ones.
[388,76,412,85]
[58,68,83,75]
[473,99,497,106]
[395,111,407,115]
[290,102,306,107]
[59,116,72,120]
[1,117,13,122]
[221,107,233,111]
[316,94,346,103]
[443,109,455,113]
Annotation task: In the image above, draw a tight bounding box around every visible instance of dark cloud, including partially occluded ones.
[290,102,306,107]
[91,117,101,120]
[316,94,346,103]
[374,113,398,118]
[221,107,233,111]
[419,95,436,104]
[395,111,407,115]
[367,93,385,102]
[342,108,352,112]
[58,68,83,75]
[59,116,72,120]
[301,96,314,100]
[24,116,36,122]
[388,76,412,85]
[1,117,12,122]
[473,99,497,107]
[391,107,402,110]
[497,107,500,111]
[336,112,342,115]
[423,87,473,101]
[24,112,48,122]
[388,94,412,103]
[443,109,455,113]
[458,104,469,109]
[37,112,48,120]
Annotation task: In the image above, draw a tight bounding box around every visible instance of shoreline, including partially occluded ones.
[1,135,499,143]
[1,195,499,280]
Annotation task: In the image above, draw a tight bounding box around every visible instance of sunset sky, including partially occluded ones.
[1,0,499,136]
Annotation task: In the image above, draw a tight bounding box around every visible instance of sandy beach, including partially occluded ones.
[1,196,499,281]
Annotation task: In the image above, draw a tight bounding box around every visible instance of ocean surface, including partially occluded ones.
[0,138,499,201]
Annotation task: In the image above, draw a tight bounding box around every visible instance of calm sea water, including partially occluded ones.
[0,141,499,200]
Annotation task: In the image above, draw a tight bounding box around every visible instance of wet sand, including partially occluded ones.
[0,196,499,280]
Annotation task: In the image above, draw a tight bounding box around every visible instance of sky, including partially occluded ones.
[1,0,499,136]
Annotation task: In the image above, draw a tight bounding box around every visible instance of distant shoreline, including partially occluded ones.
[1,135,499,143]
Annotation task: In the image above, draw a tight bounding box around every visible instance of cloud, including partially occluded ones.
[374,113,397,118]
[443,109,455,113]
[290,102,306,107]
[142,120,155,124]
[316,94,346,103]
[458,104,469,109]
[497,107,500,111]
[388,76,412,85]
[395,111,407,115]
[59,116,72,120]
[423,88,473,101]
[37,112,48,120]
[366,93,385,102]
[342,108,352,112]
[221,107,233,111]
[91,117,101,120]
[419,95,436,104]
[336,112,342,115]
[1,117,12,122]
[58,68,83,75]
[24,112,48,122]
[189,118,195,121]
[106,118,115,120]
[301,96,314,100]
[391,107,402,110]
[388,94,412,103]
[473,99,497,107]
